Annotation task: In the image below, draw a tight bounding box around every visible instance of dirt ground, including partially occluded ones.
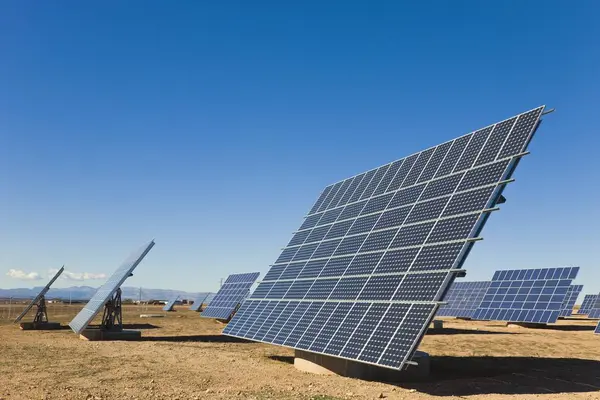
[0,304,598,400]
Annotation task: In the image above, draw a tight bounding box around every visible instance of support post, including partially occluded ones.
[33,296,49,324]
[101,288,123,331]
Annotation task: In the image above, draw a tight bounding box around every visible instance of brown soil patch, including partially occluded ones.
[0,304,599,400]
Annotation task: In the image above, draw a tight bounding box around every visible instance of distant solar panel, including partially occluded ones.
[162,295,179,311]
[588,296,600,319]
[473,267,579,324]
[69,241,155,334]
[559,285,583,317]
[201,272,260,320]
[595,321,600,334]
[437,281,490,319]
[578,294,599,315]
[190,293,211,311]
[224,106,546,370]
[14,266,65,323]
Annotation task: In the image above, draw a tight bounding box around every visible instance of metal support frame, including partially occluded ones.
[101,288,123,331]
[33,295,49,324]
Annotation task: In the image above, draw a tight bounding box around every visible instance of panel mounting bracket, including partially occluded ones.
[32,295,49,324]
[101,288,123,331]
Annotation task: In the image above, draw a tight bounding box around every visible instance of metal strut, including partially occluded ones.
[33,296,49,323]
[101,288,123,331]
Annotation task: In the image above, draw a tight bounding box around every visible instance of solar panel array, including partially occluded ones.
[189,293,211,311]
[588,296,600,319]
[578,294,599,315]
[163,296,179,311]
[224,106,545,370]
[200,273,260,319]
[14,266,65,323]
[559,285,583,317]
[473,267,579,324]
[436,281,490,319]
[69,241,155,334]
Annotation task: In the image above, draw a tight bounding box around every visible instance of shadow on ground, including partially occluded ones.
[268,355,294,364]
[403,356,600,396]
[139,334,251,343]
[122,323,160,330]
[426,328,519,335]
[534,324,596,332]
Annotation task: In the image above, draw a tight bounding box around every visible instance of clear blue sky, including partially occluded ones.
[1,2,598,299]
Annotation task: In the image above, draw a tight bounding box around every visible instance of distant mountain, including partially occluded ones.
[0,285,213,302]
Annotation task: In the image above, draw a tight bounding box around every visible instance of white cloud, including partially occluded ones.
[6,269,42,281]
[50,268,107,282]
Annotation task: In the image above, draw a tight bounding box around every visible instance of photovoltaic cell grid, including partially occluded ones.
[578,294,599,315]
[588,296,600,319]
[68,241,155,334]
[163,296,179,311]
[224,106,545,370]
[14,266,65,323]
[559,285,583,317]
[200,272,260,319]
[473,267,579,324]
[436,281,490,319]
[189,293,211,311]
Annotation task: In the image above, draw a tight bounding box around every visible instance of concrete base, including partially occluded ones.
[79,329,141,341]
[431,320,444,329]
[19,322,62,330]
[293,350,430,382]
[140,314,165,318]
[507,322,547,329]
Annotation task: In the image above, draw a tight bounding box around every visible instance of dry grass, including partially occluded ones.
[0,304,599,400]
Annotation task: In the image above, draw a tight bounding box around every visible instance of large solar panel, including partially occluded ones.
[189,293,211,311]
[473,267,579,324]
[162,295,179,311]
[588,296,600,319]
[224,106,546,370]
[436,281,490,319]
[200,272,260,319]
[14,266,65,323]
[559,285,583,317]
[69,240,155,334]
[578,294,599,315]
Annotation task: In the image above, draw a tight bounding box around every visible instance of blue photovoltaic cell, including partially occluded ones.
[69,241,155,334]
[162,295,179,311]
[578,294,598,315]
[473,267,579,324]
[200,272,260,320]
[558,285,583,317]
[588,296,600,319]
[224,107,545,370]
[189,293,211,311]
[14,266,65,323]
[436,281,490,319]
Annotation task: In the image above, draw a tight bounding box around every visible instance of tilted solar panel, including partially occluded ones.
[224,106,545,370]
[473,267,579,324]
[588,296,600,319]
[578,294,599,315]
[163,295,179,311]
[14,266,65,323]
[559,285,583,317]
[189,293,211,311]
[68,241,155,334]
[595,321,600,334]
[200,272,260,319]
[437,281,490,319]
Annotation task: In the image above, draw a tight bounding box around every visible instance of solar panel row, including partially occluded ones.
[436,281,490,319]
[200,272,260,320]
[69,241,155,334]
[163,296,179,311]
[558,285,583,317]
[225,106,545,370]
[578,294,599,315]
[473,267,579,324]
[189,293,211,311]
